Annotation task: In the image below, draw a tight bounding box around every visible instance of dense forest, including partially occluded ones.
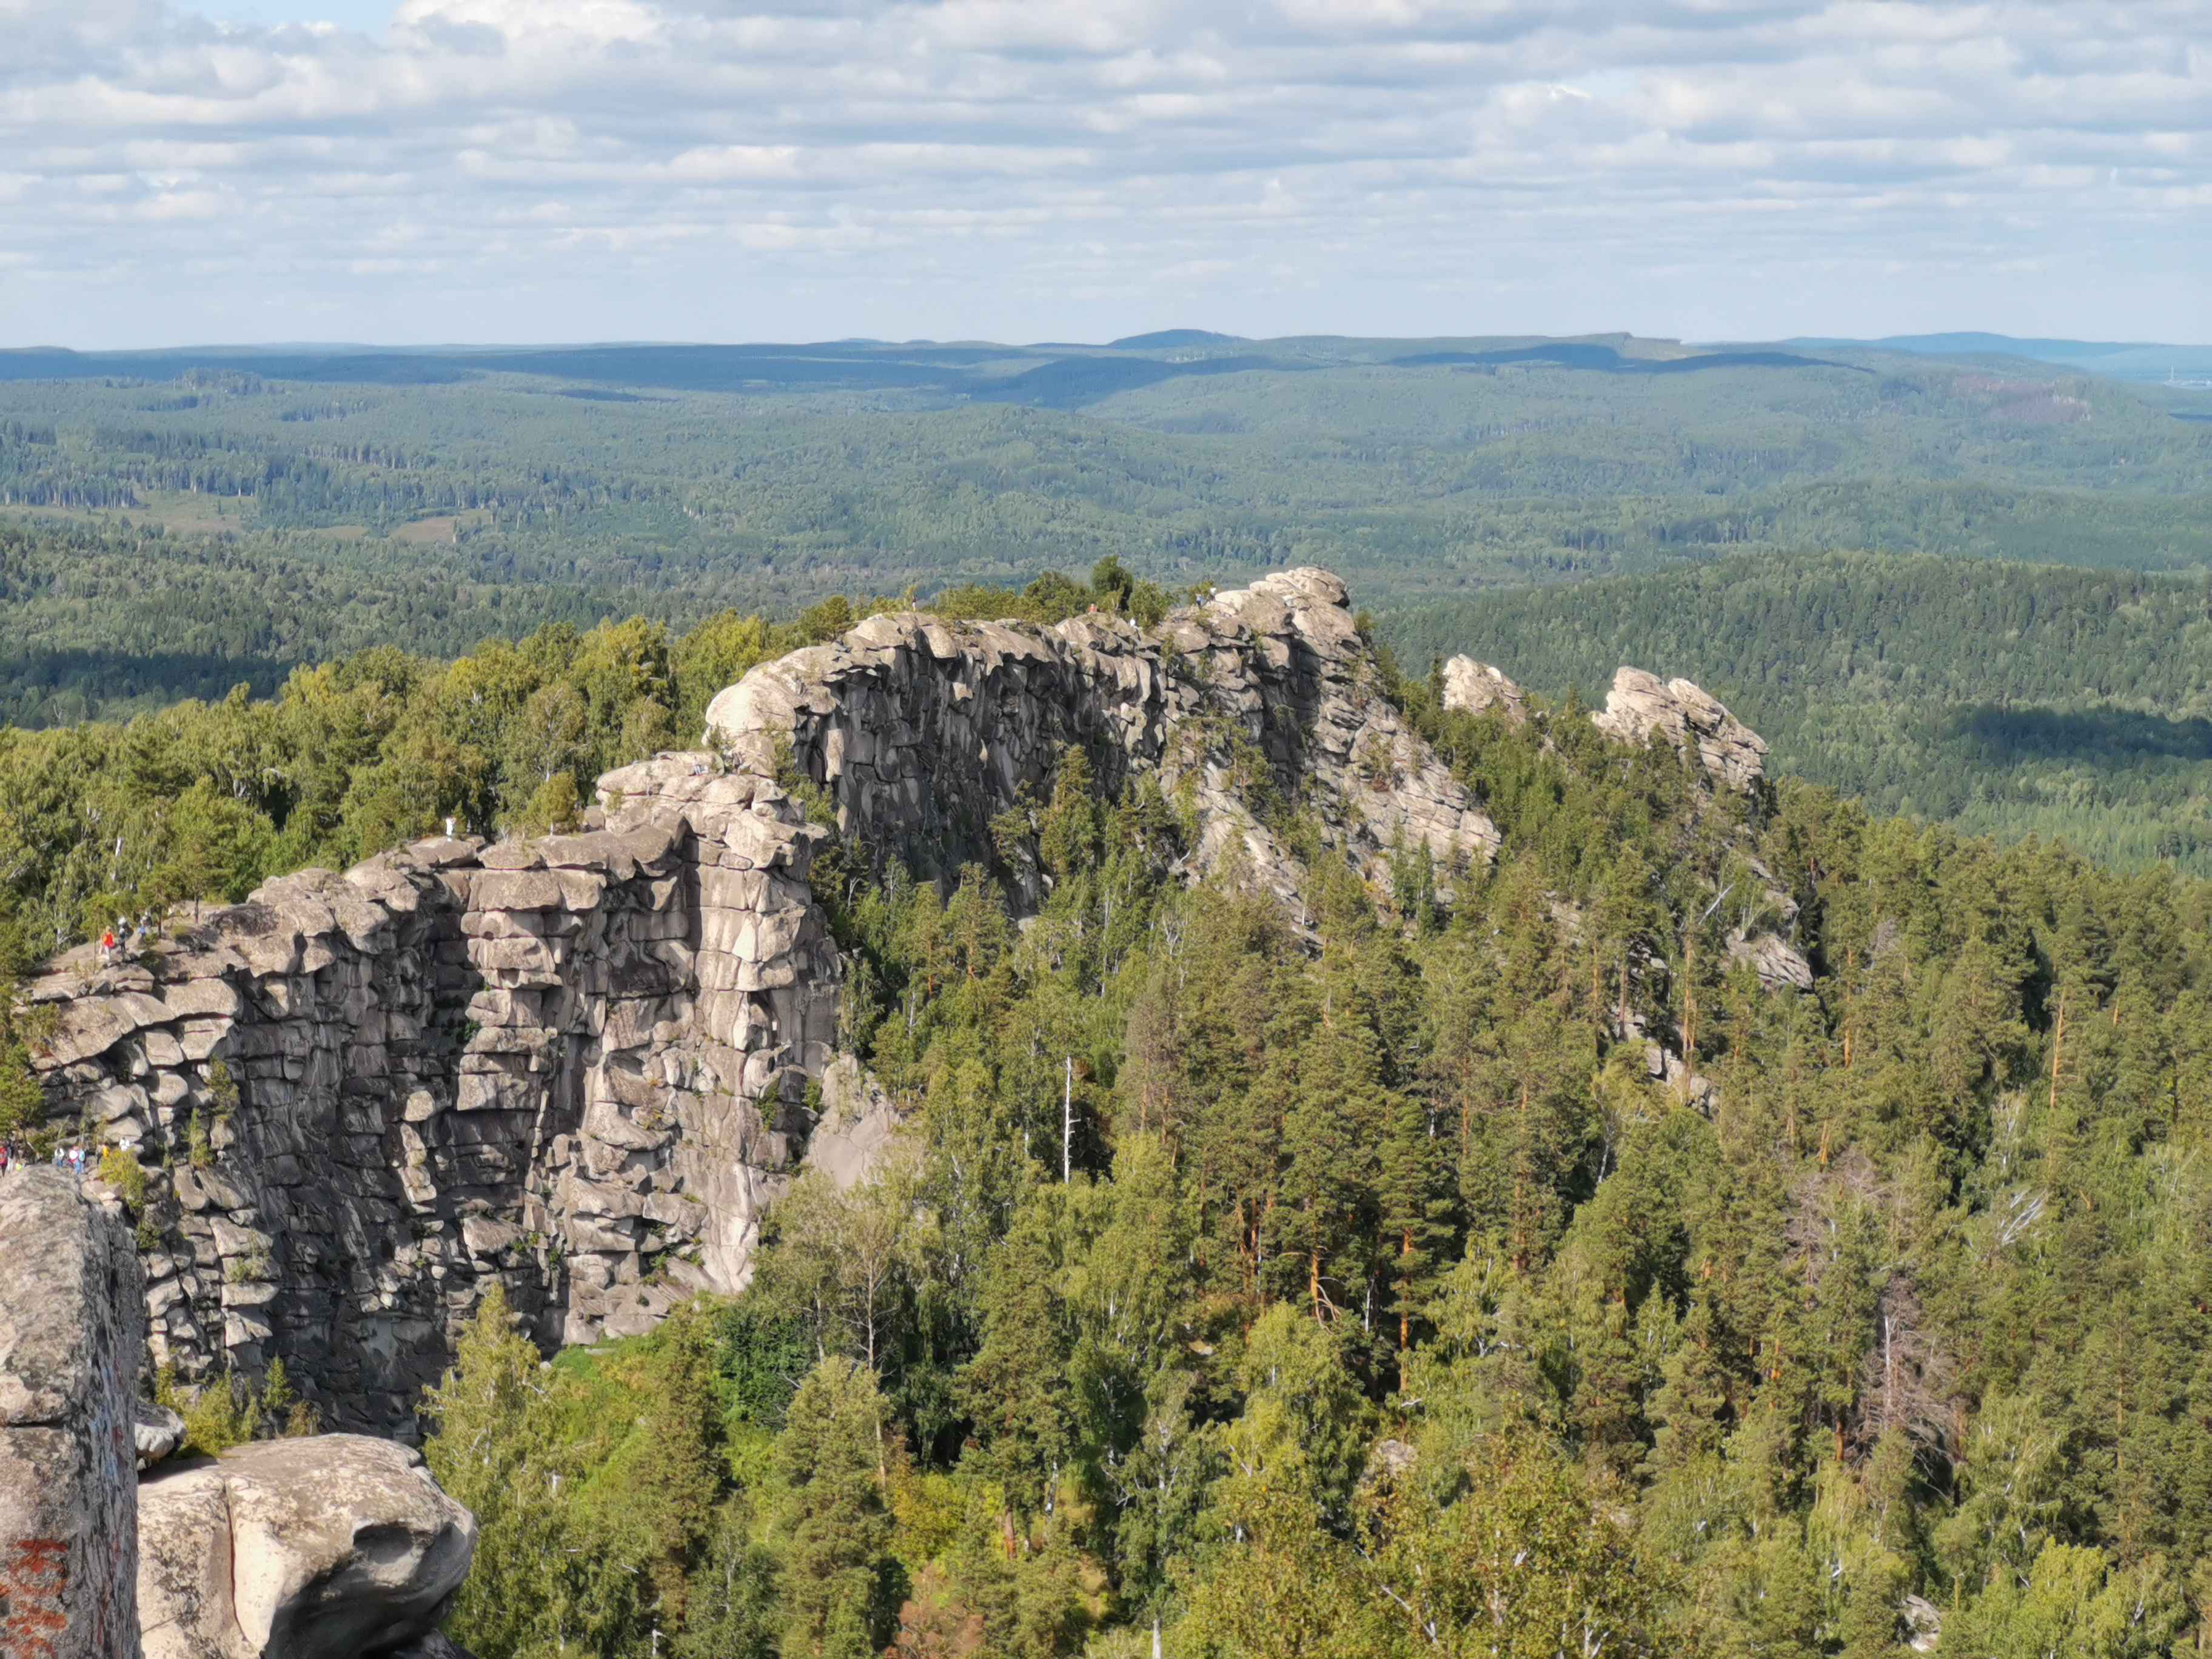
[14,565,2212,1658]
[2,335,2210,724]
[1383,551,2212,874]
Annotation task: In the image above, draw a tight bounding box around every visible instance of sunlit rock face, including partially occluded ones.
[1439,655,1529,724]
[1592,666,1768,794]
[705,566,1498,913]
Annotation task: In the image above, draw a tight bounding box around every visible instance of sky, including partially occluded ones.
[2,0,2208,348]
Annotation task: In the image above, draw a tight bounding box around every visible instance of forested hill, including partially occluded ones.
[51,579,2212,1659]
[1,332,2210,724]
[1382,551,2212,873]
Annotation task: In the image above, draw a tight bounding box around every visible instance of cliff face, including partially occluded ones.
[26,570,1499,1432]
[26,774,840,1430]
[706,567,1496,913]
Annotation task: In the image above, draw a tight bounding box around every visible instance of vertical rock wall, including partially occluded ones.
[0,1167,142,1659]
[708,568,1497,914]
[25,776,842,1430]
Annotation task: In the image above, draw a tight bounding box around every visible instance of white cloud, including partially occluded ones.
[2,0,2208,343]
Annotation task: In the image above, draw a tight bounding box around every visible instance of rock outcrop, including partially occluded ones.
[706,568,1497,913]
[138,1436,475,1659]
[1439,656,1529,723]
[1592,668,1768,793]
[25,569,1498,1430]
[28,765,861,1429]
[0,1166,142,1659]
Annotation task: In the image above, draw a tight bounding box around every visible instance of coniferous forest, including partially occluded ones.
[3,338,2212,1658]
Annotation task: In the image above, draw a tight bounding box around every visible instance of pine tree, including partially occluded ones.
[778,1358,897,1659]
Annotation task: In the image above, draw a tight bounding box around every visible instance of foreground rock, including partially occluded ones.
[138,1435,475,1659]
[0,1166,141,1659]
[1592,666,1768,793]
[25,566,1498,1429]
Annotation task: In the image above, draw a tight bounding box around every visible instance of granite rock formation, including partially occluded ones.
[138,1436,475,1659]
[706,568,1498,914]
[1592,667,1768,793]
[1439,656,1529,723]
[0,1166,142,1659]
[135,1399,187,1470]
[25,569,1498,1431]
[0,1165,479,1659]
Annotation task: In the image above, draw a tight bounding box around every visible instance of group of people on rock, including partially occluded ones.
[96,913,155,970]
[0,1142,88,1178]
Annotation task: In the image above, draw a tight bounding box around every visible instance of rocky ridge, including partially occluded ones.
[25,569,1499,1431]
[706,567,1498,911]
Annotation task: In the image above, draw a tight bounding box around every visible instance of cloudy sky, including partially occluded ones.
[3,0,2207,347]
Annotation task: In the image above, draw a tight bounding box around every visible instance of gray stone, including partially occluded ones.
[0,1167,141,1659]
[137,1435,475,1659]
[135,1398,187,1469]
[1440,655,1529,722]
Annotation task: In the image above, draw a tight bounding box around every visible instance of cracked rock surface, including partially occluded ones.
[0,1166,142,1659]
[1439,656,1529,723]
[1592,666,1769,793]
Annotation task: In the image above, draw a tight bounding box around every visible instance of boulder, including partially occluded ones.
[1440,655,1529,723]
[803,1054,902,1190]
[137,1434,476,1659]
[0,1166,142,1659]
[1592,666,1768,793]
[135,1398,188,1469]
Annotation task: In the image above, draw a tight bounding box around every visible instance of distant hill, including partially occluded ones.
[2,330,2211,733]
[1789,332,2212,383]
[1391,343,1858,375]
[1105,329,1244,349]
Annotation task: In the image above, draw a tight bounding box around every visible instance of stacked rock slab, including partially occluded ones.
[25,568,1496,1432]
[24,777,843,1431]
[0,1167,141,1659]
[1592,667,1768,794]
